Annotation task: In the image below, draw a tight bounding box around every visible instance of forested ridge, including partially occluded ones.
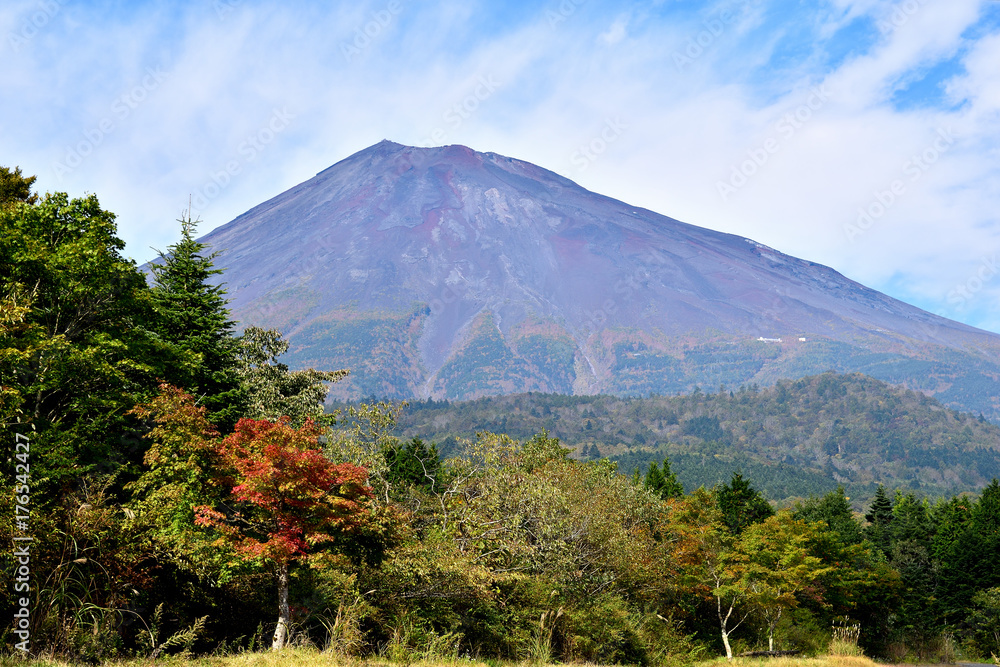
[388,376,1000,502]
[3,171,1000,664]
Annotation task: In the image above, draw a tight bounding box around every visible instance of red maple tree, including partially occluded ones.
[195,417,372,649]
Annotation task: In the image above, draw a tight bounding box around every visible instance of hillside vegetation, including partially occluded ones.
[388,372,1000,501]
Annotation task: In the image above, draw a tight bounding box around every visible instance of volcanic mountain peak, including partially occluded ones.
[201,141,1000,418]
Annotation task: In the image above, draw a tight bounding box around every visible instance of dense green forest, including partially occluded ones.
[3,170,1000,664]
[386,379,1000,502]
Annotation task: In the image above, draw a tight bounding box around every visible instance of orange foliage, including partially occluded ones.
[195,416,373,564]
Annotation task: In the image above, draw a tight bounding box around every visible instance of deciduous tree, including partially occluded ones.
[740,513,831,651]
[195,417,373,649]
[235,325,347,426]
[1,192,170,489]
[127,384,230,577]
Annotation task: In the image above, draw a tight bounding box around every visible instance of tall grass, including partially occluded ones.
[693,656,879,667]
[525,607,561,664]
[828,619,862,658]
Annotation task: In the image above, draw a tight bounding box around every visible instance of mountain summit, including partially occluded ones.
[201,141,1000,417]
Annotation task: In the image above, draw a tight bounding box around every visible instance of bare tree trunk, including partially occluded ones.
[272,560,290,650]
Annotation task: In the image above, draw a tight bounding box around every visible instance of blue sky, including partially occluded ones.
[3,0,1000,333]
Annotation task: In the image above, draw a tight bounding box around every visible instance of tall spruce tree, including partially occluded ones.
[970,479,1000,588]
[644,458,684,499]
[149,213,242,431]
[932,494,977,624]
[887,493,940,655]
[716,472,774,535]
[864,484,894,555]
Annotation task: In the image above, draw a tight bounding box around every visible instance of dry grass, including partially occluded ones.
[690,656,893,667]
[112,649,494,667]
[0,649,900,667]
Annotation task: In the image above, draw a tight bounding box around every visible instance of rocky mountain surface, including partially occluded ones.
[199,141,1000,418]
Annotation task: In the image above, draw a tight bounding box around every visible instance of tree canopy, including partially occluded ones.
[1,192,170,489]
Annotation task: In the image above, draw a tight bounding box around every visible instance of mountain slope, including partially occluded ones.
[200,141,1000,417]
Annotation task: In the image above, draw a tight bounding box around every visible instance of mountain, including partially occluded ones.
[388,372,1000,501]
[200,140,1000,418]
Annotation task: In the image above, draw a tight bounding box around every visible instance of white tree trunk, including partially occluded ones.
[767,607,781,651]
[272,561,291,650]
[717,594,735,661]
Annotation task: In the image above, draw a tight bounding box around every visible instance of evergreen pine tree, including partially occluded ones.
[716,471,773,534]
[864,484,894,555]
[149,213,242,430]
[660,456,683,498]
[384,436,443,494]
[932,495,977,624]
[971,479,1000,588]
[645,461,665,493]
[887,492,940,653]
[644,458,683,499]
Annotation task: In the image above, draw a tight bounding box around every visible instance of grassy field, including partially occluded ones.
[0,648,923,667]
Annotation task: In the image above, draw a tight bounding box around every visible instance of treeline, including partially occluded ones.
[2,172,1000,664]
[389,377,1000,501]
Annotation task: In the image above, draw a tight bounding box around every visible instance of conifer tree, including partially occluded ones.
[971,479,1000,587]
[716,472,773,535]
[384,436,443,494]
[149,213,242,431]
[646,460,664,491]
[645,458,683,499]
[932,494,977,624]
[864,484,894,554]
[0,165,38,208]
[887,493,939,654]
